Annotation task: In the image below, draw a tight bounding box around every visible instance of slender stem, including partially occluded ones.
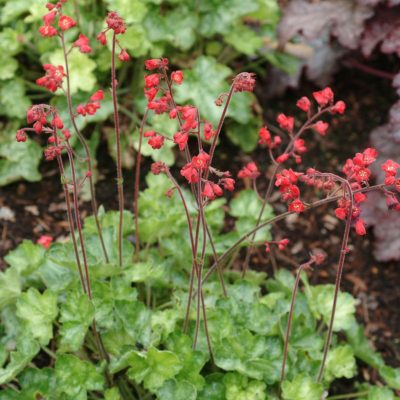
[317,176,353,382]
[55,156,86,293]
[134,108,149,261]
[111,31,124,267]
[280,262,313,384]
[60,33,109,264]
[65,145,92,299]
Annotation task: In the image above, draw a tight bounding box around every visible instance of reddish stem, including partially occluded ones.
[111,31,124,267]
[60,33,109,264]
[133,108,149,261]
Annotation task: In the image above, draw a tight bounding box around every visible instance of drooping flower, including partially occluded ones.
[74,34,92,53]
[145,58,168,70]
[276,113,294,132]
[145,74,160,89]
[192,152,210,170]
[37,235,53,249]
[171,71,183,84]
[354,218,366,235]
[106,11,126,34]
[118,49,130,62]
[203,122,215,141]
[36,64,65,92]
[313,87,334,107]
[313,121,329,136]
[233,72,256,92]
[296,96,311,112]
[16,130,27,142]
[58,15,76,31]
[331,100,346,114]
[173,132,188,151]
[238,162,260,179]
[288,199,305,213]
[181,163,199,183]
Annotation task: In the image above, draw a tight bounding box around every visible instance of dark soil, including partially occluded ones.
[0,54,399,393]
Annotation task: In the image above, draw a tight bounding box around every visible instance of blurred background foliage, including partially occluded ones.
[0,0,296,186]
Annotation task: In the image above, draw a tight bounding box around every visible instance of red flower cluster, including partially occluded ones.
[275,169,305,213]
[342,148,377,185]
[36,64,65,92]
[232,72,256,93]
[76,90,104,117]
[202,182,223,200]
[74,34,92,53]
[145,58,169,70]
[265,238,290,253]
[381,159,400,185]
[258,126,281,148]
[144,130,165,149]
[238,162,260,180]
[276,113,294,132]
[106,11,126,34]
[40,1,76,37]
[180,152,210,183]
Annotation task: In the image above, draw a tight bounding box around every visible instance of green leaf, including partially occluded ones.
[104,0,148,24]
[0,267,21,309]
[48,50,96,95]
[174,56,254,126]
[198,373,226,400]
[118,25,151,57]
[0,123,42,186]
[223,372,267,400]
[166,332,208,389]
[306,285,356,331]
[0,336,40,385]
[229,190,273,242]
[324,345,356,383]
[105,387,122,400]
[0,79,31,119]
[282,374,324,400]
[224,25,263,55]
[156,379,197,400]
[59,291,95,352]
[4,240,45,276]
[55,354,104,400]
[123,347,182,392]
[0,54,17,80]
[16,288,58,345]
[16,367,56,399]
[226,119,259,152]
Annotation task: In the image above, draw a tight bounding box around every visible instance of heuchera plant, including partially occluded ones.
[4,1,400,399]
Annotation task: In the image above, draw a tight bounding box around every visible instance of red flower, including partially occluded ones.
[276,153,289,164]
[43,10,57,25]
[278,238,289,250]
[192,152,210,170]
[313,121,329,136]
[36,64,65,92]
[354,192,366,203]
[74,34,92,53]
[39,25,58,37]
[145,87,158,102]
[97,32,107,45]
[296,96,311,112]
[145,74,160,89]
[294,139,307,154]
[173,132,188,151]
[203,122,215,141]
[151,161,167,175]
[258,126,271,146]
[144,130,156,138]
[51,115,63,129]
[171,71,183,84]
[381,159,400,175]
[238,162,260,179]
[44,146,62,161]
[313,87,334,107]
[288,199,305,213]
[62,129,71,140]
[58,15,76,31]
[335,207,347,220]
[118,49,130,62]
[16,130,27,142]
[331,100,346,114]
[148,135,164,149]
[276,113,294,132]
[106,11,126,34]
[354,218,366,235]
[90,90,104,101]
[85,102,101,115]
[221,178,235,191]
[233,72,256,92]
[181,163,199,183]
[37,235,53,249]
